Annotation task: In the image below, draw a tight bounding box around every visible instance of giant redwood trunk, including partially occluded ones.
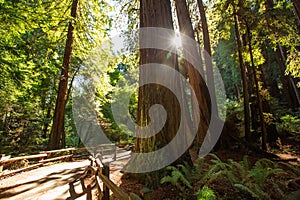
[49,0,78,149]
[133,0,192,187]
[175,0,211,147]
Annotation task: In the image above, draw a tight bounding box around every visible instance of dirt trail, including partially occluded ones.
[0,151,131,200]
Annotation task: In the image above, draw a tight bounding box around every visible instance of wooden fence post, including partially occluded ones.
[69,150,73,161]
[102,163,110,200]
[86,184,92,200]
[0,154,4,173]
[113,146,116,161]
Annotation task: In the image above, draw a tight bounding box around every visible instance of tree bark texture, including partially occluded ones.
[134,0,192,187]
[175,0,211,146]
[197,0,218,116]
[49,0,78,149]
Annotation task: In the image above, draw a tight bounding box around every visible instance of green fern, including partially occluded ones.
[200,154,286,199]
[277,162,300,175]
[247,167,282,187]
[160,164,192,192]
[234,183,260,199]
[202,155,229,182]
[195,186,216,200]
[233,183,271,200]
[178,164,191,178]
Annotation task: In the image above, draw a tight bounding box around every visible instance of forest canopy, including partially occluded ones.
[0,0,300,198]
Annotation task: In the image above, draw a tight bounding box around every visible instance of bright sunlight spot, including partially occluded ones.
[171,33,182,48]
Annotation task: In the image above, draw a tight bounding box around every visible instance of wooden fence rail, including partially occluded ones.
[0,144,117,178]
[69,155,143,200]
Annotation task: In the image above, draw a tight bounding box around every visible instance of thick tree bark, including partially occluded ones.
[175,0,211,147]
[49,0,78,149]
[233,11,251,140]
[133,0,192,187]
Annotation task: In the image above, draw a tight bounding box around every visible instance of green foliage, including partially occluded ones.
[277,114,300,133]
[160,164,192,192]
[195,186,216,200]
[0,0,113,151]
[200,154,287,199]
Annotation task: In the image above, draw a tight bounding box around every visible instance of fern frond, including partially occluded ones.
[234,183,260,199]
[277,162,300,175]
[160,175,175,184]
[241,155,250,170]
[178,164,191,178]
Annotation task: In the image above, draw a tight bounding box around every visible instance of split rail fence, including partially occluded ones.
[0,144,116,179]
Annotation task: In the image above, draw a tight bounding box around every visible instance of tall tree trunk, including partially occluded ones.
[233,10,251,140]
[265,0,300,110]
[133,0,191,187]
[197,0,218,116]
[261,43,281,98]
[245,22,268,150]
[49,0,78,149]
[175,0,211,147]
[293,0,300,30]
[275,46,300,109]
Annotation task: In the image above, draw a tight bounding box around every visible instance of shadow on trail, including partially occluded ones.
[0,164,86,199]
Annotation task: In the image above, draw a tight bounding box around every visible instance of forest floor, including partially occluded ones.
[118,133,300,199]
[0,134,299,200]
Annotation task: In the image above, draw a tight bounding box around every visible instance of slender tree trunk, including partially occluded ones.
[293,0,300,29]
[275,46,300,109]
[245,22,268,150]
[42,105,52,139]
[49,0,78,149]
[265,0,300,109]
[233,11,251,140]
[61,66,80,147]
[258,65,280,148]
[175,0,211,147]
[197,0,218,116]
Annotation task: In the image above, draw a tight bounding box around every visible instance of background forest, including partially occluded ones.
[0,0,300,199]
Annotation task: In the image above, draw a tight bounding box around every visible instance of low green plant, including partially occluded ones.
[277,114,300,133]
[195,186,216,200]
[201,154,285,199]
[160,164,192,192]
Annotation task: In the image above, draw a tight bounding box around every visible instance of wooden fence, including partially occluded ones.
[68,155,146,200]
[0,144,117,179]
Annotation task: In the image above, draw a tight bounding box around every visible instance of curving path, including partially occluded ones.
[0,150,131,200]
